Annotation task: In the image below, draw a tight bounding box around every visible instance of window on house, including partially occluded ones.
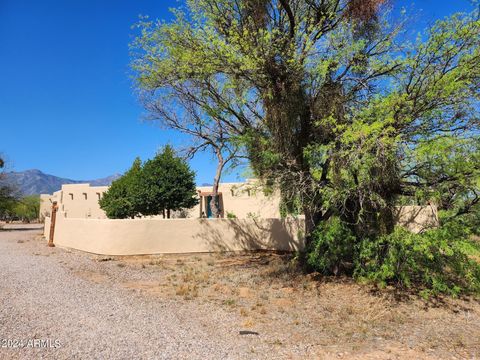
[96,193,101,200]
[83,193,87,200]
[69,193,73,200]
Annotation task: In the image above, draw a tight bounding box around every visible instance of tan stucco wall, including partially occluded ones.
[190,181,281,219]
[44,215,51,239]
[39,194,53,221]
[42,205,438,256]
[39,190,64,221]
[394,205,439,234]
[40,182,439,256]
[40,181,280,220]
[59,184,109,219]
[47,214,305,255]
[41,184,109,220]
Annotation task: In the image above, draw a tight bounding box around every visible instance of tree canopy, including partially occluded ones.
[99,158,143,219]
[99,146,198,219]
[0,156,18,219]
[131,1,480,294]
[132,0,480,237]
[11,195,40,222]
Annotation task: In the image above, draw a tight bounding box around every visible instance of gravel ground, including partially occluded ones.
[0,225,310,359]
[1,224,479,360]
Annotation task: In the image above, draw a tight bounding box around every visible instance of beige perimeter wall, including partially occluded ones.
[394,205,438,234]
[47,213,304,255]
[44,205,438,256]
[44,215,51,239]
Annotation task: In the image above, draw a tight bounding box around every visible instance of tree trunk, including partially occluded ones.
[210,148,224,218]
[167,209,171,219]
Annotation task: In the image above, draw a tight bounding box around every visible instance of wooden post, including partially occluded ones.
[48,201,58,247]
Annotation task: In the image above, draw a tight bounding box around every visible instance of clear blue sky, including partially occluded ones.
[0,0,475,182]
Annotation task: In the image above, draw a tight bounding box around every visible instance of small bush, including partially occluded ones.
[226,211,237,219]
[442,209,480,237]
[305,217,480,297]
[355,223,480,297]
[306,217,357,275]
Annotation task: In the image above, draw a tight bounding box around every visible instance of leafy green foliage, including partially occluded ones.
[10,196,40,222]
[306,218,480,296]
[136,145,198,217]
[439,208,480,237]
[468,211,480,236]
[132,1,480,295]
[132,1,480,236]
[99,158,142,219]
[0,156,18,219]
[0,187,16,219]
[0,162,37,222]
[306,217,356,275]
[355,224,480,297]
[100,146,198,219]
[226,211,237,219]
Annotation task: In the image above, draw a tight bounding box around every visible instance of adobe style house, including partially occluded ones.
[40,180,281,221]
[40,184,109,220]
[40,180,439,234]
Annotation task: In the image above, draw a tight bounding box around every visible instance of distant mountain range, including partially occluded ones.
[5,169,121,196]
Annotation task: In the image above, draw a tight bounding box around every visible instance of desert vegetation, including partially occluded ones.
[131,0,480,296]
[97,250,480,358]
[99,145,198,219]
[3,227,479,358]
[0,156,40,223]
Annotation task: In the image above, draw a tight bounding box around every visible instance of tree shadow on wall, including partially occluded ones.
[393,205,439,234]
[194,217,304,252]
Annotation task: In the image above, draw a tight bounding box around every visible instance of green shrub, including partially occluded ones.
[306,217,357,275]
[226,211,237,219]
[355,223,480,297]
[100,146,198,219]
[472,211,480,236]
[305,216,480,297]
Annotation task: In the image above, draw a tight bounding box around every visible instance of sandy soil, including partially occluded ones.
[1,224,479,359]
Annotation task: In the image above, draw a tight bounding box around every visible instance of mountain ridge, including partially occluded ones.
[5,169,121,196]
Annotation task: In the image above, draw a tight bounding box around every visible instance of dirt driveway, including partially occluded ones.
[0,225,479,359]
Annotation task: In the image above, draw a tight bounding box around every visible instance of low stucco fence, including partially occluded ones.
[393,205,439,234]
[44,215,51,238]
[45,212,305,255]
[43,206,438,256]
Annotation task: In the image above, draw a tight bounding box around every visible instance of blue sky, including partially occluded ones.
[0,0,475,183]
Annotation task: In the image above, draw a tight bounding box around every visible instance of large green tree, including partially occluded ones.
[99,158,143,219]
[132,0,480,241]
[11,195,40,222]
[138,145,199,218]
[99,147,198,219]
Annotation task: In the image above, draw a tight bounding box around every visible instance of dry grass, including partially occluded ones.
[175,283,198,299]
[100,252,480,359]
